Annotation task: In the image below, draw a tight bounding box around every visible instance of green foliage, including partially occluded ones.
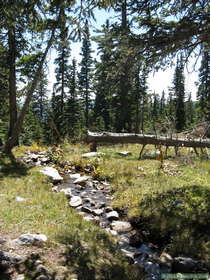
[139,185,210,259]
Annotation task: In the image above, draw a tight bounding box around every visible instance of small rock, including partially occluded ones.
[60,188,72,198]
[73,176,90,186]
[159,252,173,269]
[15,275,25,280]
[81,206,93,214]
[13,233,47,245]
[135,244,153,256]
[105,206,113,213]
[111,221,132,232]
[15,196,26,202]
[81,152,104,158]
[0,251,24,263]
[92,209,104,216]
[116,151,132,156]
[31,154,39,161]
[105,228,118,235]
[106,211,119,221]
[83,215,95,222]
[69,196,82,207]
[69,173,81,179]
[40,167,63,183]
[144,261,160,279]
[86,181,94,188]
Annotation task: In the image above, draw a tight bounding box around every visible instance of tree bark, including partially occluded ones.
[86,131,210,149]
[8,27,18,144]
[3,10,62,154]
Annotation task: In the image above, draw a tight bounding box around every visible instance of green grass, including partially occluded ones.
[0,142,209,277]
[0,153,140,280]
[61,143,210,262]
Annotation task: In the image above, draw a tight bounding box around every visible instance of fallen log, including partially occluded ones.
[86,131,210,159]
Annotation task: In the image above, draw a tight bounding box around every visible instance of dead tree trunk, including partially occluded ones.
[86,131,210,151]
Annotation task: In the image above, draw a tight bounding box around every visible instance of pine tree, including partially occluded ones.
[53,8,71,139]
[78,20,93,129]
[65,59,81,138]
[173,56,186,132]
[197,45,210,122]
[93,20,114,131]
[185,93,195,128]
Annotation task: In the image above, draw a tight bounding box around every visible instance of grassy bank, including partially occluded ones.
[0,152,140,280]
[61,143,210,262]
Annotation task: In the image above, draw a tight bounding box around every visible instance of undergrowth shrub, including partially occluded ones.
[138,185,210,260]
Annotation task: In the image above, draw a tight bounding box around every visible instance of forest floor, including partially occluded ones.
[0,142,209,279]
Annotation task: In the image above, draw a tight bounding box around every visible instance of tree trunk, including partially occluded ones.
[86,131,210,149]
[3,11,62,154]
[8,27,18,144]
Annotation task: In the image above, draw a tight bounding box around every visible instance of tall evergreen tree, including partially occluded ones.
[78,20,93,129]
[53,8,71,139]
[173,56,186,132]
[93,20,114,131]
[197,44,210,122]
[65,59,81,138]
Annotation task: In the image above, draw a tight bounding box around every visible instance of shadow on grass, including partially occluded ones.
[136,185,210,262]
[0,152,30,178]
[57,229,140,280]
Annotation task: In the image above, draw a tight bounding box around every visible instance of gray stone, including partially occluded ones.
[69,173,81,179]
[40,167,63,183]
[92,209,104,216]
[105,206,113,213]
[81,152,104,158]
[15,196,26,202]
[73,176,90,185]
[69,196,82,207]
[15,275,25,280]
[40,157,50,164]
[13,233,47,245]
[60,188,72,198]
[111,221,132,232]
[144,261,160,280]
[159,252,173,268]
[0,251,24,263]
[106,211,119,221]
[81,206,93,214]
[116,151,132,156]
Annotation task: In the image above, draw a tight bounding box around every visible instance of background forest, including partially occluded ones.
[0,0,209,150]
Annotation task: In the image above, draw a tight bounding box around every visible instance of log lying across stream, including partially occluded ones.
[86,131,210,158]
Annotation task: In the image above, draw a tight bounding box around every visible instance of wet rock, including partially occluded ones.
[105,206,113,213]
[69,173,81,179]
[40,167,63,183]
[144,261,160,280]
[159,252,173,271]
[106,211,119,221]
[73,176,90,186]
[40,157,50,164]
[81,206,93,214]
[69,196,82,207]
[60,188,72,198]
[135,244,154,257]
[92,209,104,216]
[111,221,132,232]
[13,234,47,245]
